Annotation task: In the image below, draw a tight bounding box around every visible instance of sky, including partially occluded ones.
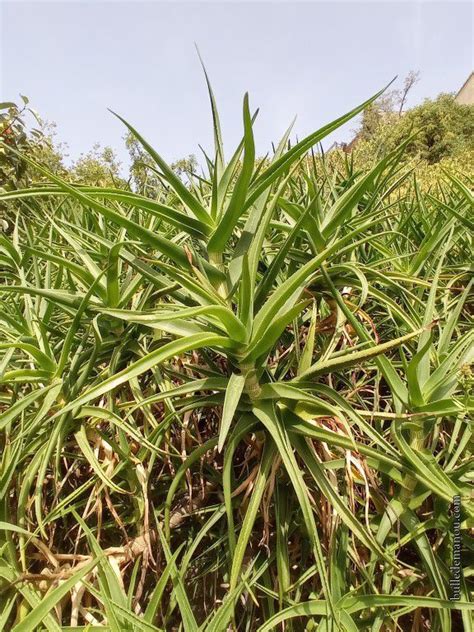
[1,0,473,171]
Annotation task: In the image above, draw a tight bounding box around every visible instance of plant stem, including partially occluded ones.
[209,251,229,300]
[399,419,426,503]
[239,362,262,400]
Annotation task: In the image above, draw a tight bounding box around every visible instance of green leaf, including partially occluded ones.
[109,111,212,227]
[208,93,255,253]
[246,81,395,208]
[11,559,97,632]
[156,525,199,632]
[54,333,233,418]
[229,439,276,591]
[218,373,246,452]
[296,326,424,380]
[253,402,336,623]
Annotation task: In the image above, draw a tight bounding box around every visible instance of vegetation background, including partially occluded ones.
[0,11,473,630]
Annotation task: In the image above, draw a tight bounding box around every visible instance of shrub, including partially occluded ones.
[0,83,472,630]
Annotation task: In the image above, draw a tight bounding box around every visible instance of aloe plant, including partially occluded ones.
[0,79,472,631]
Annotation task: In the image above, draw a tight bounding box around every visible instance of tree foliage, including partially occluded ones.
[0,97,63,191]
[355,86,474,164]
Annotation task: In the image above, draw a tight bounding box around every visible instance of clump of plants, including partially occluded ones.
[0,76,472,631]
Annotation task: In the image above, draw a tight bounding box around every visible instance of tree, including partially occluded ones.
[0,96,64,191]
[70,143,124,187]
[0,97,68,227]
[393,93,474,162]
[354,80,474,164]
[397,71,420,116]
[125,131,198,195]
[1,97,129,228]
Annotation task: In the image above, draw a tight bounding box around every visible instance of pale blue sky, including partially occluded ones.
[1,1,473,169]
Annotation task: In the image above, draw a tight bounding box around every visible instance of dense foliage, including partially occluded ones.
[0,81,472,631]
[0,100,123,228]
[351,90,474,166]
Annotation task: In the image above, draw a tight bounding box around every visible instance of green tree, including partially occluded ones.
[1,97,129,227]
[0,96,64,191]
[395,93,474,162]
[356,85,474,164]
[125,130,198,195]
[70,143,124,187]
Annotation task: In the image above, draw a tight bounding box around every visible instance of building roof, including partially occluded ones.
[455,71,474,105]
